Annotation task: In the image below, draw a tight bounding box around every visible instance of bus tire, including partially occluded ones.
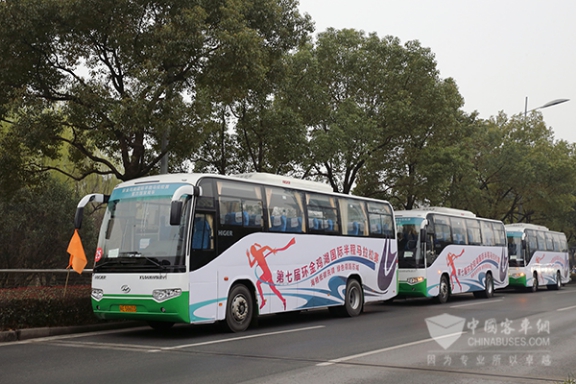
[436,275,450,304]
[484,272,494,298]
[528,273,539,292]
[148,321,174,331]
[548,271,562,291]
[225,284,254,333]
[474,272,494,298]
[330,279,363,317]
[343,279,363,317]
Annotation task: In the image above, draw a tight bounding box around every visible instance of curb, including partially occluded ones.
[0,321,143,343]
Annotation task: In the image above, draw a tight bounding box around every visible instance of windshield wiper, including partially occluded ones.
[141,255,168,269]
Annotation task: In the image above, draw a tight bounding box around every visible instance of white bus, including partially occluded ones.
[506,223,570,291]
[395,207,508,303]
[75,173,398,332]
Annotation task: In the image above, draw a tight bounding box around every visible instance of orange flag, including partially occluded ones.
[67,229,87,274]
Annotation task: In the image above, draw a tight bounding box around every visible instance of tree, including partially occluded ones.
[447,111,576,224]
[0,176,99,273]
[283,29,464,195]
[0,0,312,183]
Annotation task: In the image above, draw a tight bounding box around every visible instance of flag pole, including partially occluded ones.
[64,267,71,298]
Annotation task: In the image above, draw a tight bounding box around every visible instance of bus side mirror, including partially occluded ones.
[170,201,183,226]
[74,208,84,229]
[74,193,109,229]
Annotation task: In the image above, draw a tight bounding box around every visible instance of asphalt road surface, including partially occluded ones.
[2,286,575,384]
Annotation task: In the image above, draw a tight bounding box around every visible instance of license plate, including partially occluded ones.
[119,305,137,313]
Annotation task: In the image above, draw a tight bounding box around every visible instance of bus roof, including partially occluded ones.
[112,172,334,194]
[505,223,550,231]
[231,172,334,192]
[395,207,476,219]
[111,172,396,207]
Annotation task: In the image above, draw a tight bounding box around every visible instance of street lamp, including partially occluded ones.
[524,97,569,118]
[516,96,569,222]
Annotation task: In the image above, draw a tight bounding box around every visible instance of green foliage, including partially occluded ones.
[0,286,100,331]
[284,29,465,195]
[0,176,99,270]
[453,112,576,226]
[0,0,312,182]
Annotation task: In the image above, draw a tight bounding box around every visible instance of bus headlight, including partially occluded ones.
[153,288,182,302]
[406,276,425,285]
[91,288,104,301]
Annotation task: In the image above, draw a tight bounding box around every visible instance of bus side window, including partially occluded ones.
[464,218,482,245]
[433,222,452,254]
[306,193,339,234]
[450,217,468,245]
[192,213,214,251]
[480,221,495,246]
[526,230,538,262]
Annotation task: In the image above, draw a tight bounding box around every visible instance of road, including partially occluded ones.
[1,286,575,384]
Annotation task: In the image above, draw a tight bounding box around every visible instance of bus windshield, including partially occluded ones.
[396,217,424,268]
[94,183,189,273]
[507,232,524,267]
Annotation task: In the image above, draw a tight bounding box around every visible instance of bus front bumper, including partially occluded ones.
[91,292,190,323]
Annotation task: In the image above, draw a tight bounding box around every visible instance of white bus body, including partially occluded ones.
[77,173,398,332]
[396,207,508,303]
[506,223,570,291]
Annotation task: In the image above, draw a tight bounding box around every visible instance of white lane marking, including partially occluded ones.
[557,305,576,312]
[0,326,149,347]
[47,340,156,353]
[556,290,575,294]
[316,332,463,367]
[161,326,325,351]
[449,298,504,308]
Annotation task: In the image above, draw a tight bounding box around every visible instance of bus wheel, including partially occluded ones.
[330,279,363,317]
[528,273,539,292]
[148,321,174,331]
[484,273,494,298]
[474,272,494,298]
[548,271,562,291]
[436,275,450,304]
[225,284,253,333]
[343,279,363,317]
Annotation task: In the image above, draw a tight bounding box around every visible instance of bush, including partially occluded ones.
[0,285,103,331]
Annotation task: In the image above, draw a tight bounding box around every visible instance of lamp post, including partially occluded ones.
[516,97,569,222]
[524,97,569,118]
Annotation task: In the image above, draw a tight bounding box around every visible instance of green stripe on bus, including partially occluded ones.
[92,291,190,323]
[399,280,428,297]
[509,275,527,287]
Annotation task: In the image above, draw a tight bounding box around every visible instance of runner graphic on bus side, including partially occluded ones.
[447,249,465,291]
[246,238,296,310]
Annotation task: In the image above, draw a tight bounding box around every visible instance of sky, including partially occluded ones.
[297,0,576,143]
